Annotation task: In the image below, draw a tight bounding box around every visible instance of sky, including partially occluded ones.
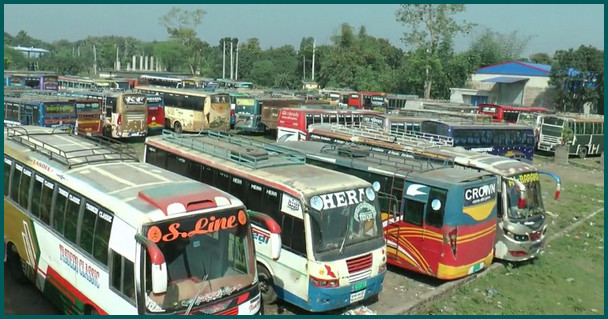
[4,4,604,57]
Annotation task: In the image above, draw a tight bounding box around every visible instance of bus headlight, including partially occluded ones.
[504,229,529,242]
[310,196,323,211]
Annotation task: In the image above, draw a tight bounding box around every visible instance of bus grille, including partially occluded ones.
[540,135,560,144]
[126,112,146,121]
[346,253,372,283]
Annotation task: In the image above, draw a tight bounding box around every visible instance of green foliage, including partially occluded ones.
[4,45,29,70]
[529,52,553,65]
[468,28,531,67]
[395,4,475,99]
[159,7,207,74]
[548,45,604,114]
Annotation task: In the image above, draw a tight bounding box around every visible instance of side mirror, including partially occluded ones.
[248,211,282,261]
[538,170,562,200]
[135,234,167,294]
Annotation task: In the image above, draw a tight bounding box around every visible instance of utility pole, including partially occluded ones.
[115,44,120,71]
[303,55,306,80]
[222,39,226,79]
[230,39,234,80]
[235,41,239,80]
[311,38,316,81]
[93,45,98,76]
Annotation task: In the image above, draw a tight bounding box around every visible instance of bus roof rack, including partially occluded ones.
[160,129,306,169]
[318,123,454,149]
[319,142,450,173]
[5,126,139,169]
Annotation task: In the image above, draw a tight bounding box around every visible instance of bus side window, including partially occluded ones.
[110,250,136,302]
[425,188,447,228]
[64,193,82,243]
[18,168,33,210]
[402,199,424,226]
[4,157,13,197]
[52,187,70,234]
[280,215,306,256]
[245,181,264,214]
[10,163,23,203]
[31,175,44,219]
[40,179,54,224]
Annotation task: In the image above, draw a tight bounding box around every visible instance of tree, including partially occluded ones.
[159,7,206,74]
[154,41,189,72]
[396,4,475,99]
[529,52,552,65]
[549,45,604,114]
[468,28,531,67]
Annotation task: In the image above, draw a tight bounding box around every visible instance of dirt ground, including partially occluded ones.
[533,156,604,187]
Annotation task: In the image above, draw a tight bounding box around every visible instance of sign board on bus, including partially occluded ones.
[123,95,146,105]
[237,98,256,107]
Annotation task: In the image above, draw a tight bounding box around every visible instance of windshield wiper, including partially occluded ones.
[185,274,209,315]
[338,209,352,255]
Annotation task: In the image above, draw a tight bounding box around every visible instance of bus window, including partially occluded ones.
[426,188,447,228]
[4,158,12,196]
[403,199,424,226]
[64,193,82,243]
[19,168,33,209]
[53,187,70,234]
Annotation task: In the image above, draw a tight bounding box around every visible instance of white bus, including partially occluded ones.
[144,130,387,312]
[135,86,231,133]
[4,125,280,315]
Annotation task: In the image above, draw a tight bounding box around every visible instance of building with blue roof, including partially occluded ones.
[450,60,555,109]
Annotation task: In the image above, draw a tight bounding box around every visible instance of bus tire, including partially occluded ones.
[257,265,277,305]
[173,121,183,133]
[87,306,100,315]
[579,147,588,159]
[7,244,27,284]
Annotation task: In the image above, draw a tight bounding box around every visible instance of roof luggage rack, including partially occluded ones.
[160,129,306,169]
[5,126,139,169]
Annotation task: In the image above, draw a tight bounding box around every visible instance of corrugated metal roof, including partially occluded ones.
[475,60,551,77]
[481,76,529,83]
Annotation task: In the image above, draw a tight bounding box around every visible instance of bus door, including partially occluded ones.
[399,181,431,272]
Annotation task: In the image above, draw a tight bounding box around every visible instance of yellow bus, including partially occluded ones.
[135,86,231,133]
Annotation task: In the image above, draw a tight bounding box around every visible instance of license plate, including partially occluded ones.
[352,281,367,292]
[350,290,366,303]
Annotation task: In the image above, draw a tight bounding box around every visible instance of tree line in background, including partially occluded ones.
[3,5,604,114]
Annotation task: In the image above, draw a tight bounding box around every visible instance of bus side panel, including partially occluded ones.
[34,221,138,315]
[209,101,231,131]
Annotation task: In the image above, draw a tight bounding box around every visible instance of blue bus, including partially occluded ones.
[419,120,536,162]
[4,97,77,127]
[234,96,265,133]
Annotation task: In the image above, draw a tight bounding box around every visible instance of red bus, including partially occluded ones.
[276,108,380,142]
[347,91,386,110]
[145,94,165,134]
[74,98,103,136]
[478,103,549,124]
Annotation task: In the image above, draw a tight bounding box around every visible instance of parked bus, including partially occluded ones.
[385,94,416,111]
[5,73,59,91]
[260,98,329,132]
[234,97,265,133]
[144,94,166,135]
[101,92,148,138]
[537,114,604,158]
[304,123,562,262]
[5,125,282,314]
[361,114,426,134]
[235,81,254,89]
[348,91,386,110]
[422,103,478,114]
[278,141,498,280]
[73,98,103,136]
[419,120,536,162]
[4,96,77,128]
[135,86,231,133]
[58,76,119,91]
[137,75,198,89]
[229,93,251,129]
[399,109,493,124]
[478,103,550,124]
[276,108,380,142]
[144,130,387,312]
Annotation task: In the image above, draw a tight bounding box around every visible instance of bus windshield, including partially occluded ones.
[308,188,383,260]
[75,102,101,112]
[143,209,256,313]
[506,173,544,220]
